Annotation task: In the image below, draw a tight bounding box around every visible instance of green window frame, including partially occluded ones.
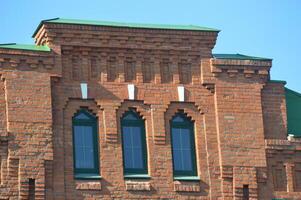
[121,110,148,175]
[72,109,100,177]
[170,112,197,177]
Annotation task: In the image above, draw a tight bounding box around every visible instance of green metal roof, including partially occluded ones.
[269,80,287,84]
[32,18,220,37]
[285,88,301,137]
[213,53,272,61]
[0,43,51,52]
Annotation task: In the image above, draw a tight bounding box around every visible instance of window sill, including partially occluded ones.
[124,174,151,179]
[173,176,200,181]
[75,173,102,180]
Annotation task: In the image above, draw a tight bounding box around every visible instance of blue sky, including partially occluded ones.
[1,0,300,92]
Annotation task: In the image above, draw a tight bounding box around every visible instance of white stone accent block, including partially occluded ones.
[80,83,88,99]
[128,84,135,100]
[177,86,185,102]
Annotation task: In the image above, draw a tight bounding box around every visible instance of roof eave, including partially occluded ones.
[32,17,60,38]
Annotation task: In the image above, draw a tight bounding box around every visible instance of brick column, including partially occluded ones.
[100,101,121,143]
[151,104,167,144]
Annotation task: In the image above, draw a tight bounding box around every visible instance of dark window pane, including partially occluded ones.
[180,128,191,149]
[75,112,90,120]
[243,185,249,200]
[74,126,95,169]
[173,149,183,170]
[124,149,133,169]
[182,149,192,170]
[132,148,143,168]
[171,128,181,148]
[171,124,195,173]
[123,113,138,120]
[123,126,144,169]
[172,115,185,122]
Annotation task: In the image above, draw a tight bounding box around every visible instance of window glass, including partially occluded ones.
[173,115,185,122]
[74,126,95,168]
[172,127,192,171]
[74,112,90,120]
[72,110,99,176]
[123,126,144,169]
[171,114,197,176]
[123,113,138,120]
[121,111,147,174]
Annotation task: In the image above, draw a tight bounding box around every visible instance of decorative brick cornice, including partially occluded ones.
[265,139,301,151]
[36,23,218,54]
[0,51,55,72]
[210,58,271,79]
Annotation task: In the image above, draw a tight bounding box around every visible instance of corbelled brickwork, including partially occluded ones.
[0,18,300,199]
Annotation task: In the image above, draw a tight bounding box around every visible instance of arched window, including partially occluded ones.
[170,113,197,177]
[72,109,99,176]
[121,110,148,175]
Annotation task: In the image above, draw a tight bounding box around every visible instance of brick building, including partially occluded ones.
[0,18,300,199]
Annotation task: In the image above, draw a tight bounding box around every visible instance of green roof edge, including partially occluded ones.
[0,43,51,52]
[32,17,220,38]
[269,80,287,84]
[213,53,272,61]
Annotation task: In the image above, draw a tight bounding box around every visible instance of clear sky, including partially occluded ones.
[1,0,300,92]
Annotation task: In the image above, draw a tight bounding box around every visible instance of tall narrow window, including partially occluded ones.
[243,185,249,200]
[171,112,197,177]
[72,109,99,176]
[121,110,148,175]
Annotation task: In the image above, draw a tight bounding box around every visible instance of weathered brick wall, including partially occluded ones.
[262,82,287,139]
[0,70,53,199]
[263,139,301,199]
[0,21,300,199]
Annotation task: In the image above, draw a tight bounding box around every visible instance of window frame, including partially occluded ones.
[121,110,148,175]
[170,113,197,177]
[72,109,100,176]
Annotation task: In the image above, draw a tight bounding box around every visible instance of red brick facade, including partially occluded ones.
[0,19,300,199]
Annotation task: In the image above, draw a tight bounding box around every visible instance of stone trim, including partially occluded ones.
[76,181,102,190]
[125,180,151,191]
[174,181,200,192]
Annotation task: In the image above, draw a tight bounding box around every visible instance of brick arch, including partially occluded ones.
[64,99,100,119]
[72,106,98,119]
[164,102,203,123]
[116,100,152,142]
[117,100,151,121]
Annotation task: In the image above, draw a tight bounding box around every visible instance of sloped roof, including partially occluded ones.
[0,43,50,52]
